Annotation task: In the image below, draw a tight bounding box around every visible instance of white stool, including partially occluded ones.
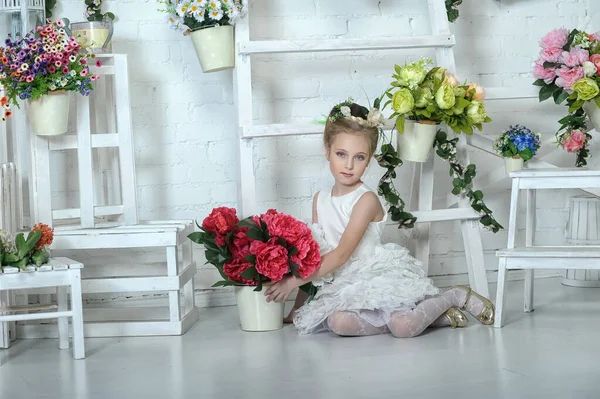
[0,257,85,362]
[495,169,600,327]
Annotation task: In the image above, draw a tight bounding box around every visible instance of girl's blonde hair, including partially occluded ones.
[323,102,379,157]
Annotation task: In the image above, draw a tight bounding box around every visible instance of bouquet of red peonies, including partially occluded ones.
[189,207,321,291]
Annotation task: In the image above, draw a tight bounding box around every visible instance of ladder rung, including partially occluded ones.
[243,123,322,138]
[49,133,119,151]
[388,208,481,224]
[52,205,125,220]
[497,246,600,258]
[239,35,455,55]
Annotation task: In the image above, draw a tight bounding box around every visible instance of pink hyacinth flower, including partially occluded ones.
[562,130,586,152]
[555,66,585,90]
[532,60,557,84]
[561,48,590,67]
[539,27,570,49]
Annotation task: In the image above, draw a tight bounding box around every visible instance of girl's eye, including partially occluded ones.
[336,152,345,158]
[355,155,365,161]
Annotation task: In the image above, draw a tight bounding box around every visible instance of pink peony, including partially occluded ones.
[540,47,563,63]
[555,66,585,90]
[592,31,600,41]
[532,61,557,84]
[561,48,589,67]
[562,130,586,153]
[540,28,570,49]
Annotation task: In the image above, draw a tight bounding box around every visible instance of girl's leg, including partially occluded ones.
[285,289,309,323]
[327,311,388,337]
[388,287,491,338]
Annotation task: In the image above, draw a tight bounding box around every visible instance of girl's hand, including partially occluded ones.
[265,276,299,303]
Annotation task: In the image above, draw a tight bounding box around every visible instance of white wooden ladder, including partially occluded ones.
[29,54,138,229]
[233,0,491,297]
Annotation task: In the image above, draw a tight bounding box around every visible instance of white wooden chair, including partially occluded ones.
[494,169,600,327]
[0,257,85,362]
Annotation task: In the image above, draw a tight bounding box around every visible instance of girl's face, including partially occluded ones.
[326,132,371,189]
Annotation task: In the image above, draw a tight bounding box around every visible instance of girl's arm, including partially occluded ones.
[265,191,382,302]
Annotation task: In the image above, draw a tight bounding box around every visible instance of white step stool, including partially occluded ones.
[0,257,85,363]
[16,221,198,338]
[495,169,600,327]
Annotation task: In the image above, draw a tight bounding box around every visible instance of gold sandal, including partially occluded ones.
[455,285,495,325]
[444,307,468,329]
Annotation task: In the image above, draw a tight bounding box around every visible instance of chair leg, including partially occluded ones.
[494,257,509,328]
[70,271,85,360]
[524,269,534,313]
[57,286,69,350]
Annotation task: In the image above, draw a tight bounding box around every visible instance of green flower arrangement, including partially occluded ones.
[382,58,492,135]
[375,58,502,233]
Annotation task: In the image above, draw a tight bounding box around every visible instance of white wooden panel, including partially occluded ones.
[239,35,455,55]
[49,133,119,151]
[52,205,124,220]
[76,95,95,228]
[0,311,73,322]
[519,177,600,190]
[113,54,139,225]
[497,246,600,257]
[30,133,52,225]
[235,14,257,218]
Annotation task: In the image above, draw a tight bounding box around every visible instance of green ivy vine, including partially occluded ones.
[375,129,503,233]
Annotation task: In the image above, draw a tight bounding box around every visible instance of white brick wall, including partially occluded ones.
[51,0,598,304]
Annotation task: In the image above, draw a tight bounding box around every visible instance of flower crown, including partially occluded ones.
[327,97,385,129]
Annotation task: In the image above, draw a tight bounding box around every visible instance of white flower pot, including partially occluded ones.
[396,120,438,163]
[235,286,284,332]
[27,91,71,136]
[504,156,524,175]
[190,25,235,73]
[583,101,600,131]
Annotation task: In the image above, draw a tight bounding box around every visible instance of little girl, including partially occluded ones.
[264,100,495,337]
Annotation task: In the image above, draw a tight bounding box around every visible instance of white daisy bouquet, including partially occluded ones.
[158,0,247,33]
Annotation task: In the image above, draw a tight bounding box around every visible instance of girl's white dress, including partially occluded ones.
[293,183,440,335]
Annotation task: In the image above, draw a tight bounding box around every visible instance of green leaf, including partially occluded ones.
[288,245,298,256]
[289,261,301,278]
[244,254,257,264]
[277,237,287,248]
[473,190,484,200]
[451,187,462,195]
[532,79,546,87]
[241,266,258,280]
[539,84,556,102]
[396,116,406,134]
[245,228,265,241]
[237,219,258,229]
[187,232,206,244]
[554,90,570,104]
[569,99,585,113]
[3,253,19,263]
[211,281,231,288]
[105,12,116,20]
[595,97,600,109]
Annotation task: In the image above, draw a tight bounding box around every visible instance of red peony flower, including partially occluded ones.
[290,236,321,278]
[262,211,310,245]
[215,234,227,247]
[228,227,252,258]
[250,239,289,282]
[202,207,239,238]
[223,256,256,285]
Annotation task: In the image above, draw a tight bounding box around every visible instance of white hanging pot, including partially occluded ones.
[504,156,524,175]
[397,120,438,162]
[27,91,71,136]
[189,25,235,73]
[582,101,600,132]
[235,286,284,332]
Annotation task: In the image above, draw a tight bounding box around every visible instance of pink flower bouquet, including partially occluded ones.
[533,28,600,112]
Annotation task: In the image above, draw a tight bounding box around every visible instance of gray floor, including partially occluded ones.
[1,277,599,399]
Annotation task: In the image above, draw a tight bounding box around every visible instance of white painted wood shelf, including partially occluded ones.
[495,169,600,328]
[16,221,198,338]
[238,35,455,55]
